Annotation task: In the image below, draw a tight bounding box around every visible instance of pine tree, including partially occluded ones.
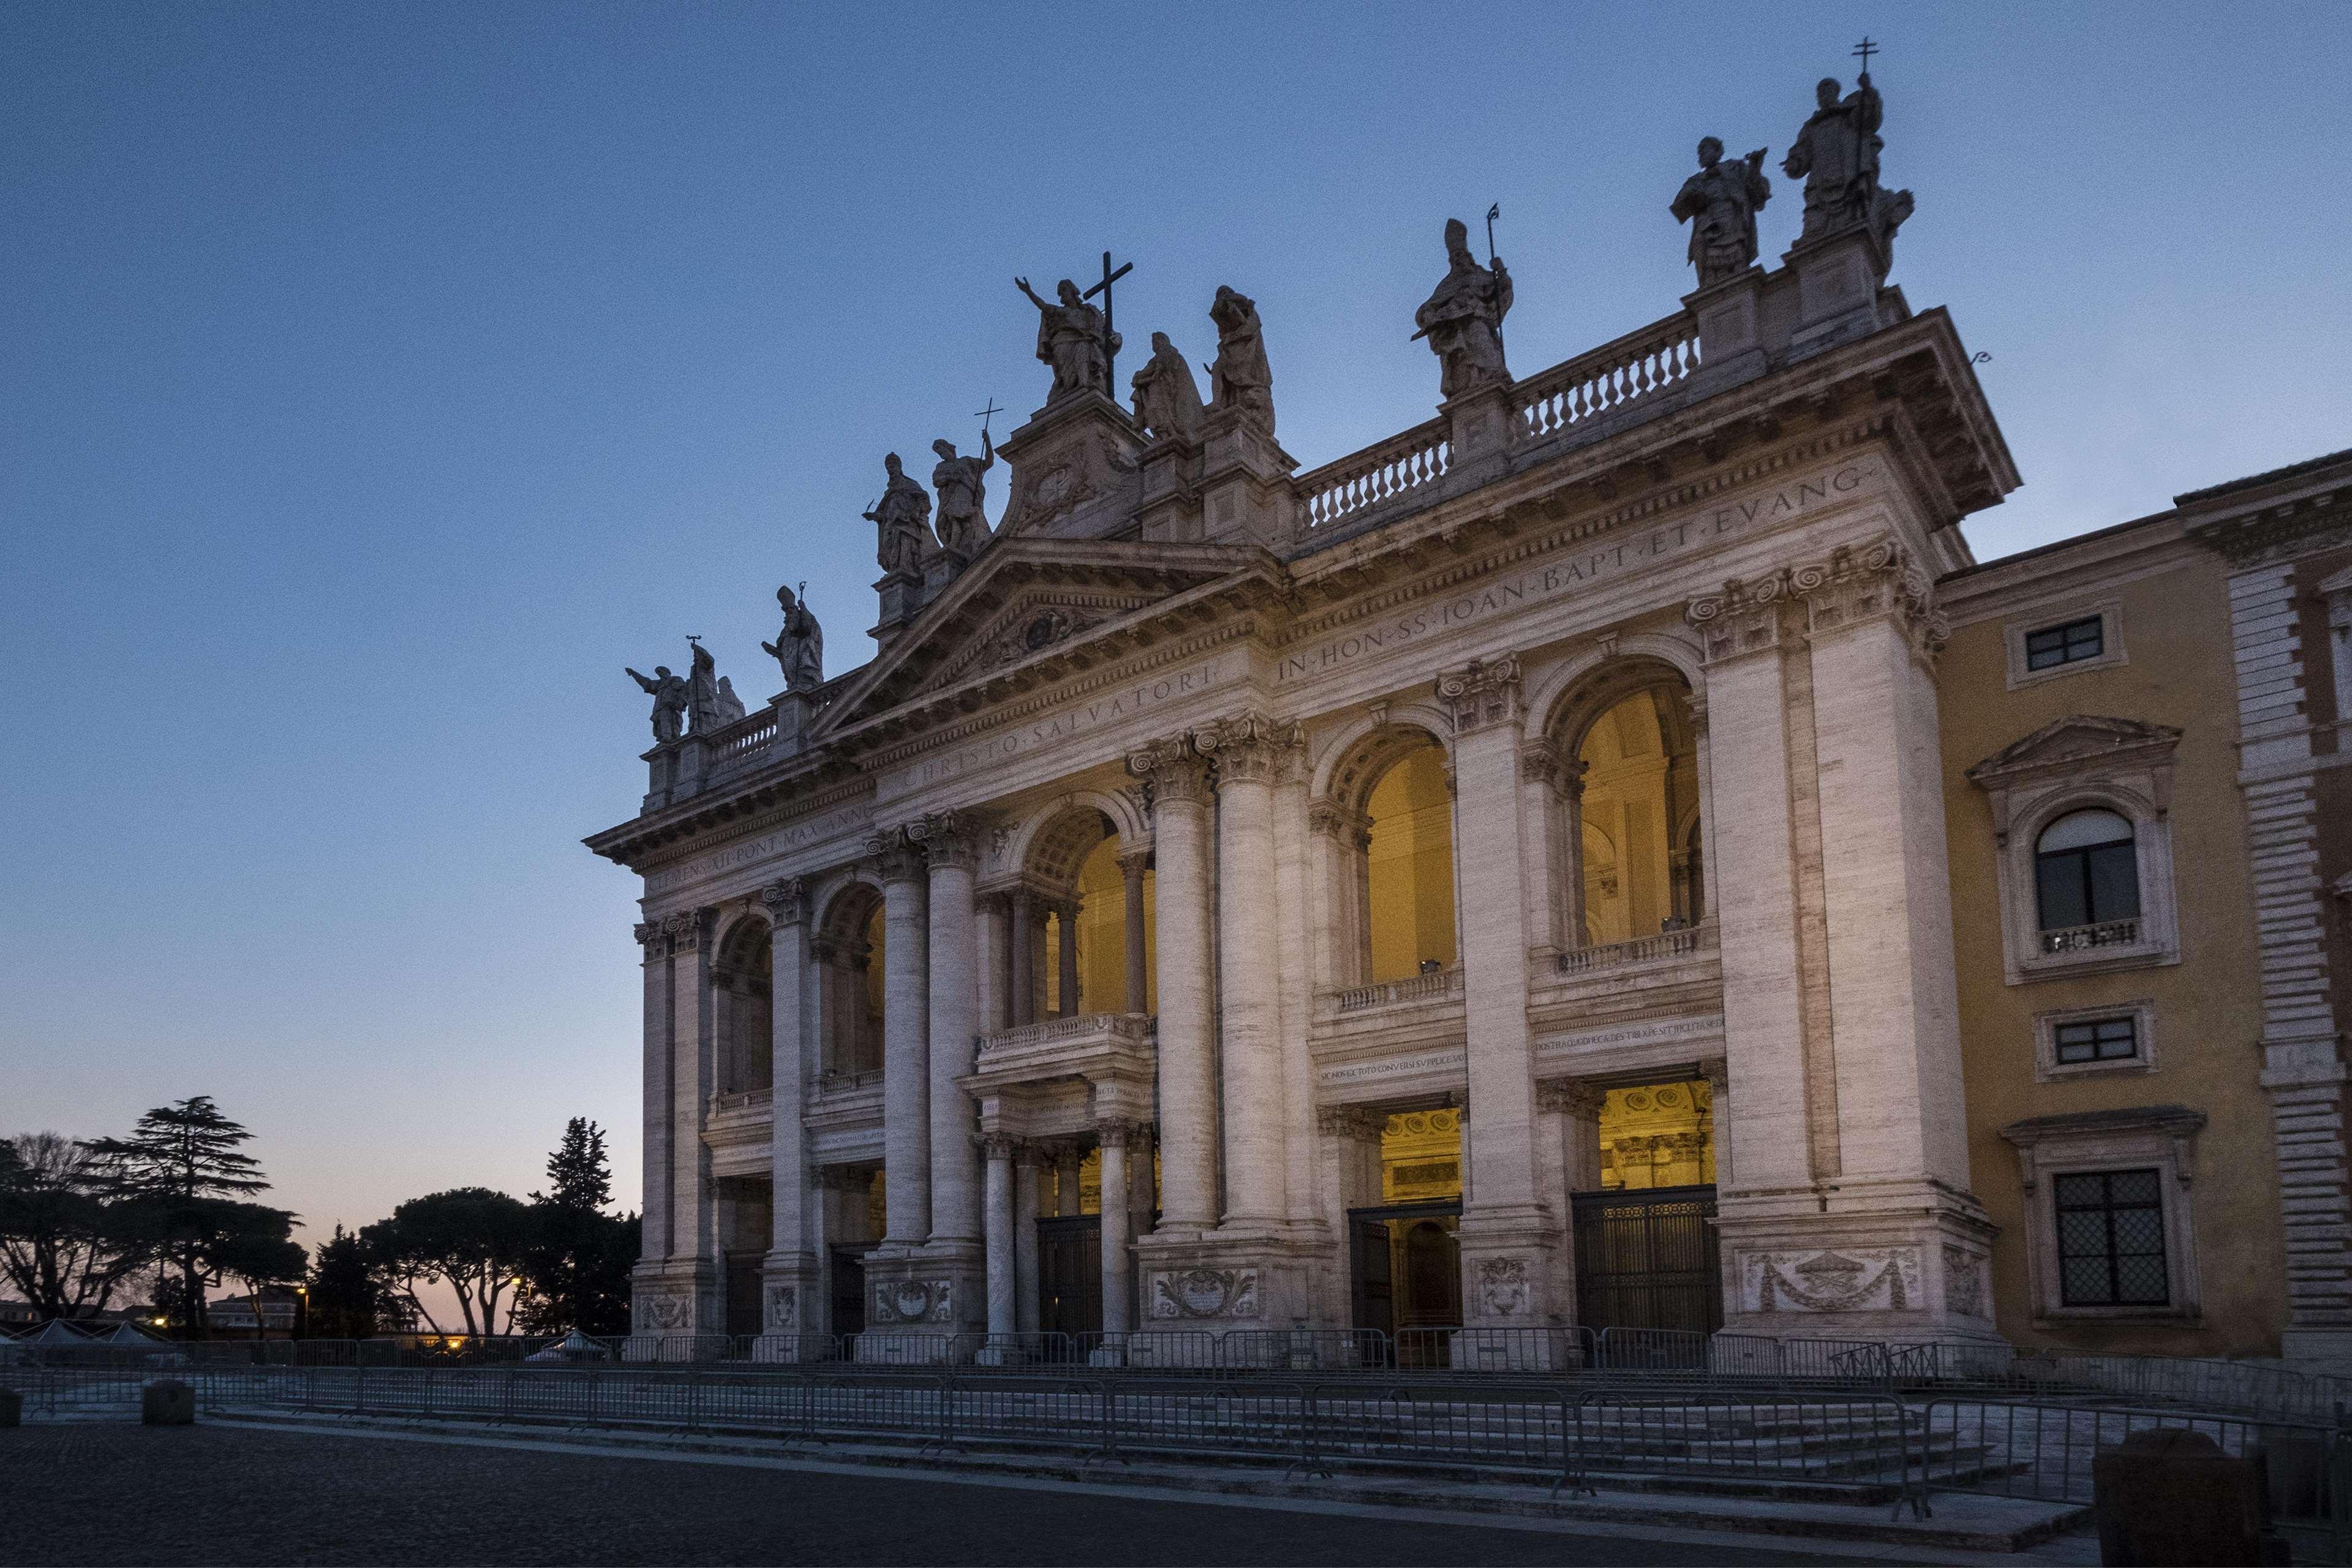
[307,1223,380,1339]
[535,1118,612,1213]
[84,1098,288,1338]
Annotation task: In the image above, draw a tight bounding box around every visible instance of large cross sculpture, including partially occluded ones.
[1082,249,1133,390]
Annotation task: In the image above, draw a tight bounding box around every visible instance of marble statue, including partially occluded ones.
[713,676,747,726]
[625,663,688,745]
[1672,137,1773,286]
[930,435,995,557]
[762,582,825,692]
[1783,74,1912,247]
[1014,276,1118,400]
[1129,331,1205,443]
[1414,219,1513,401]
[865,452,936,574]
[686,641,725,734]
[1207,285,1274,435]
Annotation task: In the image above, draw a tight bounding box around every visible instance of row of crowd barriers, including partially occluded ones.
[15,1360,2351,1550]
[9,1323,2351,1421]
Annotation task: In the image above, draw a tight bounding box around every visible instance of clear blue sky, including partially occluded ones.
[6,4,2348,1250]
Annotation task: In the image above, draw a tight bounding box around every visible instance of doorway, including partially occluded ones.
[829,1245,867,1347]
[1570,1184,1722,1334]
[1350,1201,1462,1363]
[1036,1214,1101,1337]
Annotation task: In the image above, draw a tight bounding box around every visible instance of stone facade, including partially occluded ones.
[587,95,2345,1362]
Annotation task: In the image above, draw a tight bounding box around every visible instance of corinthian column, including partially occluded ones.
[1437,655,1561,1335]
[911,811,981,1246]
[1194,710,1300,1229]
[872,831,932,1245]
[981,1133,1018,1340]
[1128,737,1218,1232]
[761,879,818,1338]
[1098,1120,1134,1335]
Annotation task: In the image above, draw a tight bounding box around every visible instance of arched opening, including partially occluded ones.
[815,886,884,1080]
[1363,743,1458,984]
[2034,808,2140,935]
[1548,665,1703,951]
[713,918,772,1095]
[1008,809,1153,1024]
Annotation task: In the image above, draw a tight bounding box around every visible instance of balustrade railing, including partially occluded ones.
[1514,314,1701,441]
[977,1011,1155,1055]
[1296,417,1450,531]
[1555,920,1717,976]
[2039,918,2141,954]
[709,1087,773,1115]
[1327,965,1464,1014]
[813,1067,884,1095]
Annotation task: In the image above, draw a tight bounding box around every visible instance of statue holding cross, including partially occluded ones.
[1783,38,1913,250]
[1014,253,1127,404]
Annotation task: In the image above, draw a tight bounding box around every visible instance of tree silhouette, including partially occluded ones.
[83,1098,293,1338]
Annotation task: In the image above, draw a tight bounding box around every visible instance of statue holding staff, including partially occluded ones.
[864,451,936,573]
[761,582,824,692]
[1413,216,1512,400]
[930,434,995,556]
[1014,276,1118,400]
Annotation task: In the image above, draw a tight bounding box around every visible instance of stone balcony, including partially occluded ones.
[2039,918,2140,955]
[969,1011,1157,1091]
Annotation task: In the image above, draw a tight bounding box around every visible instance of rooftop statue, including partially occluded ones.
[864,451,936,575]
[1207,285,1274,435]
[929,434,995,557]
[713,675,747,726]
[761,582,824,693]
[625,663,688,745]
[1672,137,1772,287]
[1783,73,1913,249]
[1130,330,1205,443]
[685,639,728,734]
[1414,218,1512,401]
[1014,276,1118,401]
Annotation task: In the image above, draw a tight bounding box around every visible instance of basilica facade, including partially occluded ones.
[589,78,2352,1365]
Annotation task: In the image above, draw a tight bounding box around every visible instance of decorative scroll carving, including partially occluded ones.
[907,809,979,871]
[1127,736,1210,805]
[1436,654,1523,734]
[1150,1267,1260,1321]
[865,827,928,885]
[1688,537,1943,664]
[763,1282,798,1330]
[1941,1243,1989,1319]
[1477,1256,1530,1316]
[638,1292,693,1332]
[1742,1246,1920,1313]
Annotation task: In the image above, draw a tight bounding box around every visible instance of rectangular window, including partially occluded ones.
[2054,1016,2139,1064]
[2053,1169,2168,1306]
[2026,616,2105,671]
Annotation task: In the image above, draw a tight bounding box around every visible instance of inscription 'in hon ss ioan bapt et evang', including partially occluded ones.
[1277,461,1877,684]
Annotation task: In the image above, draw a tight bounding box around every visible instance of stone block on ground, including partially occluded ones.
[141,1379,195,1425]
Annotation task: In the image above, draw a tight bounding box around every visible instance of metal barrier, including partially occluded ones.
[1912,1398,2351,1556]
[1216,1329,1389,1371]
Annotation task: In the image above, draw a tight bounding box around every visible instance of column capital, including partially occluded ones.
[760,877,811,927]
[1191,709,1303,786]
[1697,1055,1730,1093]
[653,907,713,954]
[865,827,929,885]
[1536,1079,1608,1118]
[907,809,981,871]
[1127,736,1211,804]
[978,1132,1022,1161]
[1095,1118,1139,1148]
[1116,847,1152,878]
[1686,573,1796,665]
[1797,535,1947,660]
[1437,654,1524,734]
[808,1163,866,1191]
[1518,738,1561,789]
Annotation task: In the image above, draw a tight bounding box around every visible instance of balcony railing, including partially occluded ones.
[1513,313,1701,441]
[977,1012,1156,1057]
[1297,416,1451,531]
[2040,919,2141,955]
[709,1087,772,1115]
[814,1068,884,1094]
[1328,965,1465,1015]
[1555,921,1718,976]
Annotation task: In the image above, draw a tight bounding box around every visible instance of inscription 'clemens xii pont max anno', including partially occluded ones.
[1278,461,1879,683]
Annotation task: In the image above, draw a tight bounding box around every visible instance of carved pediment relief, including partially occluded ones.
[1966,715,2183,788]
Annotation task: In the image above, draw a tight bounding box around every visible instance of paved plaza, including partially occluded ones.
[0,1420,1922,1567]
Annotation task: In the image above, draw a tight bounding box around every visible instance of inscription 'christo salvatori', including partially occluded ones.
[883,657,1231,799]
[1279,462,1877,683]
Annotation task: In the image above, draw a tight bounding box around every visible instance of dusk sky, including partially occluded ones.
[6,4,2349,1268]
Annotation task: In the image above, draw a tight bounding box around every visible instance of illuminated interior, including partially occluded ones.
[1574,685,1702,944]
[1598,1079,1716,1189]
[1363,741,1458,983]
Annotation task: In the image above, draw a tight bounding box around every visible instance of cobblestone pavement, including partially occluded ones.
[0,1422,1897,1566]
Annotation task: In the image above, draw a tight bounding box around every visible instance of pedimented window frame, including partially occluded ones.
[1966,717,2185,986]
[1999,1106,2206,1327]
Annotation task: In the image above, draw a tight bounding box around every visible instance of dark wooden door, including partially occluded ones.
[724,1253,762,1338]
[1399,1219,1462,1328]
[1036,1215,1101,1336]
[830,1246,866,1343]
[1351,1215,1395,1340]
[1571,1185,1722,1334]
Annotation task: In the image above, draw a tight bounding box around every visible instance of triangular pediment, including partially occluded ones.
[1967,715,2182,785]
[813,538,1284,741]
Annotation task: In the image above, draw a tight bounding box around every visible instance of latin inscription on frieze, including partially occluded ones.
[878,655,1232,803]
[1278,461,1877,684]
[643,805,872,894]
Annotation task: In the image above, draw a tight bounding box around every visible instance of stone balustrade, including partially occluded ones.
[709,1087,773,1115]
[1513,315,1701,442]
[2039,918,2142,955]
[1297,417,1451,532]
[976,1011,1156,1058]
[1555,920,1719,976]
[1327,965,1466,1015]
